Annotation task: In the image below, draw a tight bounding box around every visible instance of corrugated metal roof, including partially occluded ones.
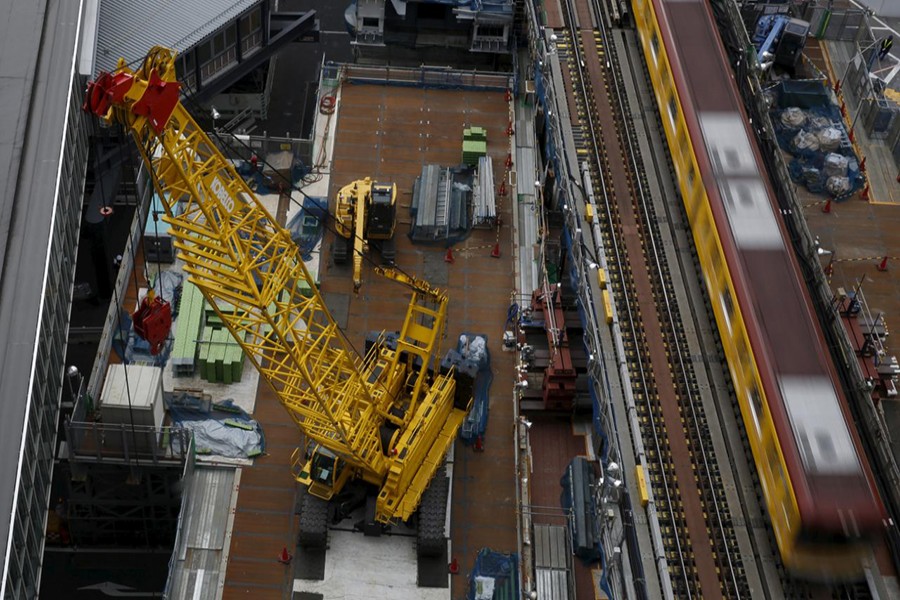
[168,466,237,600]
[94,0,260,75]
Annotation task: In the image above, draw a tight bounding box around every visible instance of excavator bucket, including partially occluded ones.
[131,295,172,355]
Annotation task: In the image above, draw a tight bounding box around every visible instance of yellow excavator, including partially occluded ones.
[333,177,398,292]
[84,47,472,553]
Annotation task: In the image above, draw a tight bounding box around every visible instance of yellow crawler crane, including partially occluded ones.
[333,177,398,292]
[84,47,472,546]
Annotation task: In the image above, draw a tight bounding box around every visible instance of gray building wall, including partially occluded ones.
[0,1,89,597]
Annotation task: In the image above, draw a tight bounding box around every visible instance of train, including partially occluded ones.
[631,0,885,581]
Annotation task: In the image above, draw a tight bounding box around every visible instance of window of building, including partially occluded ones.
[213,31,226,56]
[197,41,211,64]
[240,7,261,36]
[477,25,505,39]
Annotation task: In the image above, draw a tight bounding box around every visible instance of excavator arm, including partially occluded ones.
[334,178,370,291]
[85,47,470,524]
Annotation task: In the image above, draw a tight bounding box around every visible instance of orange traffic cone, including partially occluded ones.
[506,121,514,136]
[449,557,460,574]
[498,180,507,197]
[445,247,455,264]
[822,199,832,213]
[861,184,870,201]
[859,157,867,173]
[278,546,293,564]
[491,243,501,258]
[505,153,513,168]
[474,435,485,452]
[877,256,889,272]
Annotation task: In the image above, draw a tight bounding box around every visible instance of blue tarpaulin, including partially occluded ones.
[468,548,518,600]
[167,395,265,459]
[455,333,492,445]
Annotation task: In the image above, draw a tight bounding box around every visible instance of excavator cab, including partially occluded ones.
[367,182,396,240]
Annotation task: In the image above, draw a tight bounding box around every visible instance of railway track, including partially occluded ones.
[554,0,750,597]
[539,0,893,597]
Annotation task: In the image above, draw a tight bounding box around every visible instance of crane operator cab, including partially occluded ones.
[303,445,348,500]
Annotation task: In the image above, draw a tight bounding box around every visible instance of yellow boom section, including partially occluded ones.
[89,47,469,523]
[334,177,372,291]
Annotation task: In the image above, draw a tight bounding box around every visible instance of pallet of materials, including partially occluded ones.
[198,326,244,384]
[462,126,487,167]
[172,281,204,376]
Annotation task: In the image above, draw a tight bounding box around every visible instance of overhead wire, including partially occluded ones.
[94,132,144,469]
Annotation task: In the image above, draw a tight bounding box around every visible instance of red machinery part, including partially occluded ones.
[131,295,172,355]
[83,68,180,133]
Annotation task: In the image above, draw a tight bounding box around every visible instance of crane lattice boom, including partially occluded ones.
[85,47,470,523]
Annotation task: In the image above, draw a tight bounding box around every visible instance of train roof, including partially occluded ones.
[653,0,879,523]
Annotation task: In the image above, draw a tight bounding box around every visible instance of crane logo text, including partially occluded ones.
[210,177,235,213]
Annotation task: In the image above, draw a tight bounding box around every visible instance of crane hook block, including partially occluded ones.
[131,295,172,355]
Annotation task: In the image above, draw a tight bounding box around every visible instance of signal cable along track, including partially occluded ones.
[554,0,749,596]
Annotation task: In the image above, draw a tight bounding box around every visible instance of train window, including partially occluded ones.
[748,386,763,436]
[721,287,734,319]
[650,33,660,65]
[719,290,733,333]
[667,96,678,133]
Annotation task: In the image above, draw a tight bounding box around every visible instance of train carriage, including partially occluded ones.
[631,0,885,580]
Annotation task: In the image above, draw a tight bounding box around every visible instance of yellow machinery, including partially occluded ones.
[84,47,472,545]
[333,177,398,292]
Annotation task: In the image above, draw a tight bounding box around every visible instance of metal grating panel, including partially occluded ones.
[534,524,568,569]
[536,569,570,600]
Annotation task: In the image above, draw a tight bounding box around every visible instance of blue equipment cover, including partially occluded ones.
[467,548,519,600]
[453,333,492,444]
